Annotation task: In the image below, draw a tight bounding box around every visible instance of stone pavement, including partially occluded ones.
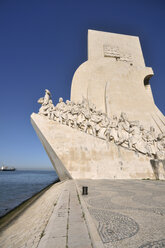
[0,180,66,248]
[1,179,165,248]
[0,179,92,248]
[38,180,92,248]
[77,179,165,248]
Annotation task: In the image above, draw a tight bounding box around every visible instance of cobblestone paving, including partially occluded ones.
[89,208,139,242]
[77,179,165,248]
[138,239,165,248]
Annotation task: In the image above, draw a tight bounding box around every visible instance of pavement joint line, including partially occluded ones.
[75,180,105,248]
[66,189,70,248]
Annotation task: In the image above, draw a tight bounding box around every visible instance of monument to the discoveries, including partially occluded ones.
[31,30,165,181]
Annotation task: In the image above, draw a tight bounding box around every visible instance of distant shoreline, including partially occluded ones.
[0,169,56,171]
[0,178,60,231]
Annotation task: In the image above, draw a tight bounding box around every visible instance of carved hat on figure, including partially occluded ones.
[45,89,51,95]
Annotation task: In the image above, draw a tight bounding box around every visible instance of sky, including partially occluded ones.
[0,0,164,170]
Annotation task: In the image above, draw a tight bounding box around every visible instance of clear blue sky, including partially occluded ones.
[0,0,164,170]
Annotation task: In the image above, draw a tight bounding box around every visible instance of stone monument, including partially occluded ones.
[31,30,165,181]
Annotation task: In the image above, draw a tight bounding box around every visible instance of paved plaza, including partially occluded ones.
[38,180,92,248]
[77,179,165,248]
[0,179,165,248]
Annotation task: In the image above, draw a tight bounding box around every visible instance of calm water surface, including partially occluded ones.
[0,170,58,217]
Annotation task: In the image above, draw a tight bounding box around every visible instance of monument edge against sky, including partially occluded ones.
[31,29,165,181]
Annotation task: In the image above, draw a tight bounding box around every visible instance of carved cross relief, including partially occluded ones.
[103,45,133,63]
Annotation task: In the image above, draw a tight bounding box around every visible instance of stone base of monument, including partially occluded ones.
[31,113,165,181]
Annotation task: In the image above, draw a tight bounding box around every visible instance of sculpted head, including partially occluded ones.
[120,112,128,121]
[97,110,102,116]
[158,132,165,142]
[59,97,63,103]
[112,115,117,120]
[140,125,144,131]
[77,101,82,107]
[157,133,163,141]
[130,120,139,127]
[150,126,155,132]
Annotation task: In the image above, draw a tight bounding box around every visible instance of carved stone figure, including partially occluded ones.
[43,89,51,106]
[98,116,109,140]
[38,89,53,117]
[133,125,147,154]
[156,133,165,159]
[77,111,86,131]
[109,115,118,142]
[128,121,140,149]
[84,112,93,135]
[105,126,111,142]
[56,97,66,110]
[47,100,54,119]
[144,126,157,156]
[117,112,130,147]
[52,107,59,122]
[91,113,102,136]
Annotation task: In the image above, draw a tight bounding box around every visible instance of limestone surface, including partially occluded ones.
[31,113,164,180]
[31,29,165,180]
[71,30,165,134]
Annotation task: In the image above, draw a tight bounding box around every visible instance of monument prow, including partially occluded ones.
[31,112,165,180]
[31,113,72,181]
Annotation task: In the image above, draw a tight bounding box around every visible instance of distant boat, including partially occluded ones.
[0,165,16,171]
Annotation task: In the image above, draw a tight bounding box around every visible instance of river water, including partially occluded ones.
[0,170,58,217]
